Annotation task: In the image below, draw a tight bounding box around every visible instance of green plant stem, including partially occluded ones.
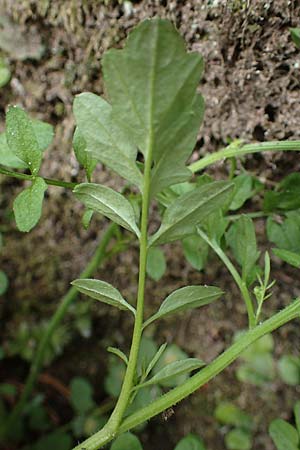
[120,300,300,434]
[0,223,117,440]
[197,228,255,328]
[75,300,300,450]
[228,211,268,221]
[189,141,300,173]
[0,166,77,189]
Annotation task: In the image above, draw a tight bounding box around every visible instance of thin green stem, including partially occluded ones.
[228,211,269,221]
[189,140,300,173]
[0,223,117,440]
[197,228,255,328]
[0,166,77,189]
[119,299,300,434]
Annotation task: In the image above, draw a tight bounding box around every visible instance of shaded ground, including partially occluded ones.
[1,1,300,449]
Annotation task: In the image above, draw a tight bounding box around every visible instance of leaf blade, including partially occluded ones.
[71,278,136,315]
[73,183,140,237]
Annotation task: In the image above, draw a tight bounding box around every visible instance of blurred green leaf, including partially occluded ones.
[70,377,95,414]
[215,402,253,430]
[269,419,299,450]
[225,429,252,450]
[174,434,206,450]
[0,270,8,295]
[73,127,97,181]
[110,432,143,450]
[146,247,166,281]
[278,355,300,386]
[272,248,300,268]
[290,28,300,49]
[182,234,209,271]
[33,431,72,450]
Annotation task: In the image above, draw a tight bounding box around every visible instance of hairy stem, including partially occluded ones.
[189,140,300,173]
[0,223,116,440]
[197,228,255,328]
[0,166,77,189]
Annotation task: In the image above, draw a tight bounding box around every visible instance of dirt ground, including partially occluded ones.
[1,1,300,449]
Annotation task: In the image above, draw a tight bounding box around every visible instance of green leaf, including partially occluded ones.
[107,347,128,365]
[278,355,300,385]
[0,58,10,88]
[70,377,95,414]
[6,106,42,175]
[110,432,143,450]
[151,344,189,388]
[31,119,54,151]
[33,431,72,450]
[264,173,300,212]
[150,181,234,246]
[73,183,140,237]
[144,285,223,328]
[104,357,126,398]
[13,177,47,232]
[290,28,300,49]
[294,401,300,434]
[214,402,253,430]
[174,434,207,450]
[267,212,300,253]
[144,342,167,378]
[272,248,300,268]
[182,234,209,271]
[135,358,204,390]
[225,428,252,450]
[82,208,94,229]
[73,93,142,189]
[71,278,136,315]
[229,174,254,211]
[0,132,27,168]
[0,271,8,295]
[73,127,97,180]
[137,336,158,376]
[236,353,275,385]
[226,215,260,284]
[102,18,205,196]
[269,419,299,450]
[146,247,166,281]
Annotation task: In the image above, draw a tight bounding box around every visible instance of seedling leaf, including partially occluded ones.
[272,248,300,268]
[71,278,136,315]
[13,177,47,232]
[73,183,140,237]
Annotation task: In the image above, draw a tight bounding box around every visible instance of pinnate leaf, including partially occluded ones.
[13,177,47,232]
[144,285,223,328]
[71,278,135,315]
[150,181,234,246]
[73,183,140,236]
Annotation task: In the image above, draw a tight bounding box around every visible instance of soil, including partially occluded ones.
[1,1,300,449]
